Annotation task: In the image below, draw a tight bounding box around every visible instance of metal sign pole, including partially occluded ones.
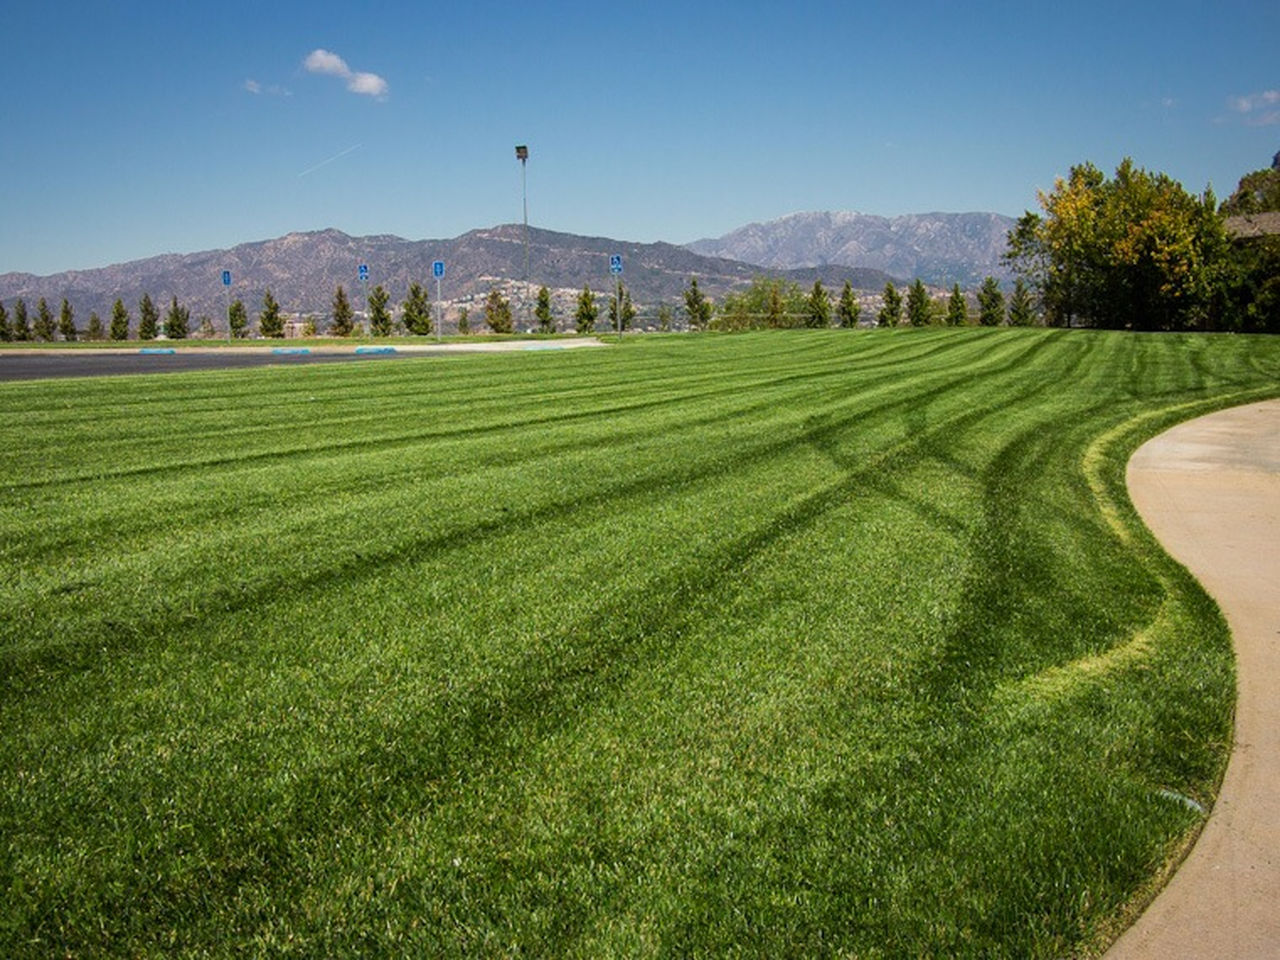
[222,270,232,342]
[433,260,445,341]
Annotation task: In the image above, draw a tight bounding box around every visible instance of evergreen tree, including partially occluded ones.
[0,301,9,341]
[608,284,636,331]
[946,284,968,326]
[34,298,56,341]
[164,297,189,339]
[836,280,861,327]
[683,277,713,331]
[87,310,104,340]
[109,298,130,340]
[401,282,431,335]
[575,285,598,335]
[805,280,831,328]
[1008,278,1037,326]
[906,279,933,326]
[259,290,284,338]
[657,304,673,332]
[330,286,353,337]
[534,285,554,334]
[138,294,159,340]
[58,299,77,341]
[877,282,902,327]
[12,299,31,341]
[228,299,248,339]
[977,276,1005,326]
[457,307,470,335]
[484,287,514,333]
[368,284,392,336]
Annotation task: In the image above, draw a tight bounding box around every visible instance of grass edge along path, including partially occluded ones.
[2,328,1279,958]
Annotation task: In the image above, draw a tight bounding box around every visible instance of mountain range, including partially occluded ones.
[0,212,1016,323]
[688,211,1017,287]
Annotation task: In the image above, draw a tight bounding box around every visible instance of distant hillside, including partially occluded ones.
[0,226,899,323]
[688,211,1018,287]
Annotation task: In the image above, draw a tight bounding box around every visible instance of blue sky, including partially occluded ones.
[2,0,1277,275]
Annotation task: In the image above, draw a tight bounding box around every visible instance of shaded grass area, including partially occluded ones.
[2,328,1278,957]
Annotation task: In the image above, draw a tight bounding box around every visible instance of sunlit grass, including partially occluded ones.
[3,328,1278,957]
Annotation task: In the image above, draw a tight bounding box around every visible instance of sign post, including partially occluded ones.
[432,260,445,341]
[358,263,369,335]
[221,270,232,341]
[609,254,624,341]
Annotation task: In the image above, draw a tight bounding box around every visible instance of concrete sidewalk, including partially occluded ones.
[1111,399,1280,958]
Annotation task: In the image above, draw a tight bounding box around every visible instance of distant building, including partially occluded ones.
[1224,212,1280,241]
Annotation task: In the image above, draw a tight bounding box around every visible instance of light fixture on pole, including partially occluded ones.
[515,144,529,328]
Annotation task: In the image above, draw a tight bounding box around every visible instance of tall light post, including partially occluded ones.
[515,144,529,329]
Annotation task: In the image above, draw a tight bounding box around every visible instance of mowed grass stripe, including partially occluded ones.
[1,332,1054,670]
[0,327,980,489]
[3,329,1280,957]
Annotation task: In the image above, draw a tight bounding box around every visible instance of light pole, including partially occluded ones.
[515,144,529,329]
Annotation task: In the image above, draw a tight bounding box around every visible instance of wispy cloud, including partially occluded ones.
[243,78,291,97]
[1229,89,1280,126]
[303,49,389,99]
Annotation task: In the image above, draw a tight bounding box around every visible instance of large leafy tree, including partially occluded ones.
[906,279,933,326]
[58,299,77,341]
[534,285,555,334]
[259,290,284,338]
[683,277,713,331]
[164,297,189,339]
[368,284,392,336]
[836,280,861,328]
[946,284,967,326]
[805,280,831,328]
[330,286,354,337]
[484,287,513,334]
[138,294,159,340]
[109,299,130,340]
[977,277,1005,326]
[228,299,248,339]
[1220,165,1280,216]
[1005,158,1227,330]
[401,282,431,335]
[1218,158,1280,332]
[12,299,31,341]
[575,285,598,335]
[33,298,56,341]
[877,282,902,328]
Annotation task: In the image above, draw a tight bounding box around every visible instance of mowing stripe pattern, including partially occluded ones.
[2,329,1278,957]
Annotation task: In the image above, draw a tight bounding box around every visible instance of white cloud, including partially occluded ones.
[303,48,388,99]
[1230,89,1280,114]
[347,72,389,97]
[304,48,350,77]
[243,77,291,97]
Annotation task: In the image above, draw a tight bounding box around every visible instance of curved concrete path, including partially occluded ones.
[1110,399,1280,958]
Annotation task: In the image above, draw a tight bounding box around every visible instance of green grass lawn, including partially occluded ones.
[3,328,1278,957]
